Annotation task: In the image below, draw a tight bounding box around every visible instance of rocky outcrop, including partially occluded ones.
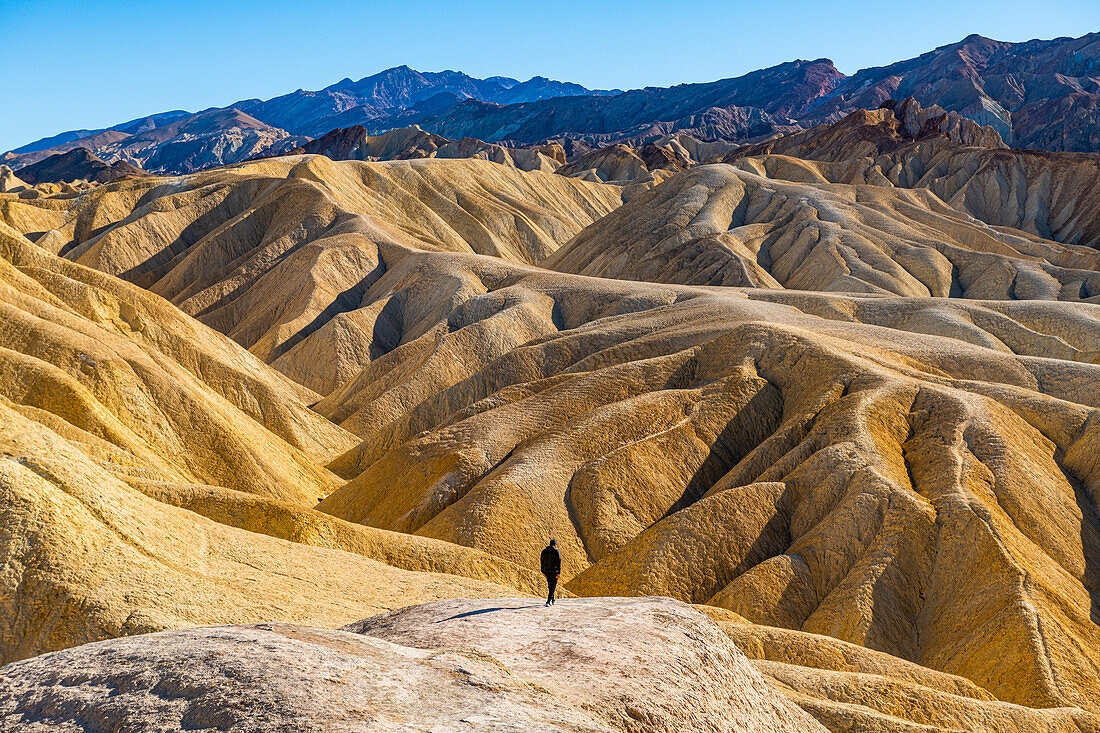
[13,147,151,185]
[0,597,825,732]
[725,98,1004,162]
[0,166,28,193]
[287,124,567,172]
[289,124,450,160]
[556,141,694,184]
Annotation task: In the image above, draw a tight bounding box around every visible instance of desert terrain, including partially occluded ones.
[1,34,1100,731]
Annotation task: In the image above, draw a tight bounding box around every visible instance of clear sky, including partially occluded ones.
[3,0,1098,151]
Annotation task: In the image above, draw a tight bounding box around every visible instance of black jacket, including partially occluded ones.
[540,545,561,576]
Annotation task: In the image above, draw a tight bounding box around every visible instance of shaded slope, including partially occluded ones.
[422,58,845,145]
[14,148,151,185]
[234,65,618,138]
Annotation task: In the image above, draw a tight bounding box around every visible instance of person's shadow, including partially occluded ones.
[439,604,547,622]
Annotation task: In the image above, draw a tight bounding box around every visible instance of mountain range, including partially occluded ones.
[5,32,1100,179]
[3,66,618,174]
[422,32,1100,150]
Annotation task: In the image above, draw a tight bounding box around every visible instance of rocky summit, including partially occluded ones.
[1,25,1100,733]
[0,597,825,732]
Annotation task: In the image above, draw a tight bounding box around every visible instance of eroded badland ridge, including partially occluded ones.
[1,31,1100,733]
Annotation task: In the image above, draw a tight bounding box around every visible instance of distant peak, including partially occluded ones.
[62,147,100,162]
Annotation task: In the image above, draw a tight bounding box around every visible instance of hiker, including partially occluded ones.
[540,539,561,606]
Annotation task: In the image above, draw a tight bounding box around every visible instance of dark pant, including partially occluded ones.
[544,573,558,604]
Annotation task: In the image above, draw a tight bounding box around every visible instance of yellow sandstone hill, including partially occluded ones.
[545,163,1100,298]
[3,156,620,393]
[0,222,551,665]
[723,103,1100,249]
[1,147,1099,731]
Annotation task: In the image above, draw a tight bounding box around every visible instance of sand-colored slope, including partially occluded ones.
[546,163,1100,299]
[0,227,552,663]
[724,105,1100,249]
[0,224,352,501]
[0,166,29,193]
[0,156,620,392]
[128,479,550,597]
[310,259,1100,713]
[0,406,523,664]
[702,608,1097,732]
[3,153,1099,728]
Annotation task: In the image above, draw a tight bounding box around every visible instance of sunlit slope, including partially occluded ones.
[704,607,1096,732]
[0,409,526,665]
[724,107,1100,249]
[1,156,621,392]
[312,258,1100,713]
[3,154,1099,724]
[0,224,352,501]
[0,226,543,663]
[545,164,1100,299]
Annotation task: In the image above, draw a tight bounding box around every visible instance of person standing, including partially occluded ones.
[540,539,561,606]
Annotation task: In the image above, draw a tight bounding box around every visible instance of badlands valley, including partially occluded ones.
[1,31,1100,733]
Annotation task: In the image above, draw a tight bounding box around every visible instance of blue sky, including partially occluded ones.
[2,0,1098,151]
